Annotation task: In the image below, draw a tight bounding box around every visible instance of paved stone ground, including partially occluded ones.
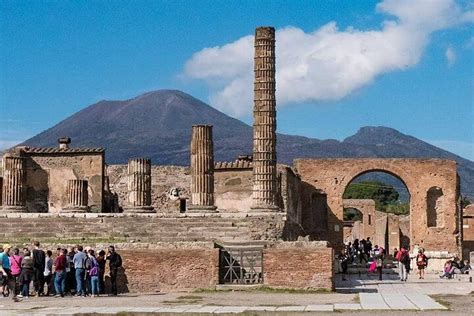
[0,273,471,315]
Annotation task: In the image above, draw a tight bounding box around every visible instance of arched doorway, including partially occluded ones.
[342,170,411,253]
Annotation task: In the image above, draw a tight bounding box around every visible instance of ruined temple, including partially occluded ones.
[0,26,466,293]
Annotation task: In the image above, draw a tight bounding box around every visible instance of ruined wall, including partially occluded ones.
[108,165,190,214]
[24,153,104,213]
[342,199,376,242]
[214,169,252,212]
[263,242,334,290]
[294,158,459,254]
[107,164,302,215]
[462,204,474,259]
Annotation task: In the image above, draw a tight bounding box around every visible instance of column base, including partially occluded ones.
[1,205,28,213]
[187,205,218,213]
[250,205,280,212]
[62,206,90,213]
[123,206,155,213]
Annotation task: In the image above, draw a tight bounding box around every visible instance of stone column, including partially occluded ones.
[63,179,89,212]
[1,156,27,212]
[251,26,279,211]
[124,158,154,213]
[188,125,217,212]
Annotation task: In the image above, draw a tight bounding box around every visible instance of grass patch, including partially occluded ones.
[195,286,332,294]
[430,294,453,310]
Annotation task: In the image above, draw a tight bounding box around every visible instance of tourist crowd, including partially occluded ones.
[338,239,471,282]
[0,242,122,300]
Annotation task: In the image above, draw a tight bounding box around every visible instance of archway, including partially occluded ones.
[342,170,411,253]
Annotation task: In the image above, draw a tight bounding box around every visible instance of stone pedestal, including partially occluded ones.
[188,125,217,212]
[1,156,27,212]
[63,179,89,212]
[124,158,154,213]
[251,26,279,212]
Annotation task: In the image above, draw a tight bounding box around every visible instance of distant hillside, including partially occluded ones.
[21,89,474,198]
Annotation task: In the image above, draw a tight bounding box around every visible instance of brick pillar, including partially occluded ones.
[1,156,27,212]
[0,177,3,206]
[251,26,279,211]
[124,158,154,213]
[188,125,217,212]
[63,179,89,212]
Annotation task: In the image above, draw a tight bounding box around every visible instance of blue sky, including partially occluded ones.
[1,0,473,160]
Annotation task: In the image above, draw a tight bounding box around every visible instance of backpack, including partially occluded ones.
[89,258,99,277]
[400,252,410,264]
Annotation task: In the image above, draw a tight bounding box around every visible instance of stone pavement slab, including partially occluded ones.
[407,293,448,310]
[246,306,277,311]
[305,304,334,312]
[214,306,248,313]
[359,293,390,310]
[382,294,417,310]
[334,303,362,310]
[185,305,221,313]
[275,305,306,312]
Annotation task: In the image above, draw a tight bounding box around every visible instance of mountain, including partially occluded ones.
[21,90,474,198]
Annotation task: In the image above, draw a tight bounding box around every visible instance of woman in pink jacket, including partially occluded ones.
[9,248,22,296]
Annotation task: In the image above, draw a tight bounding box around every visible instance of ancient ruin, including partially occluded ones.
[124,158,154,213]
[0,25,466,292]
[188,125,217,212]
[252,26,279,211]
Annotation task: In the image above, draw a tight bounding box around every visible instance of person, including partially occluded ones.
[393,248,399,259]
[84,247,92,296]
[416,249,428,279]
[359,240,367,264]
[365,237,373,257]
[440,260,455,279]
[97,250,106,294]
[373,245,384,281]
[106,245,122,296]
[43,250,53,296]
[9,248,22,297]
[460,260,471,274]
[53,249,67,297]
[397,247,410,282]
[66,247,76,295]
[0,244,14,298]
[73,245,87,297]
[87,250,100,297]
[339,249,350,281]
[32,241,46,296]
[18,250,34,298]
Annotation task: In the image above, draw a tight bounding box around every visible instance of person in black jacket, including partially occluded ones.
[32,241,46,296]
[106,245,122,296]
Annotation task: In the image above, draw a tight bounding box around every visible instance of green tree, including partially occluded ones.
[343,181,407,213]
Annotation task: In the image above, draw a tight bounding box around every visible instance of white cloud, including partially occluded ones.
[445,46,456,66]
[184,0,474,117]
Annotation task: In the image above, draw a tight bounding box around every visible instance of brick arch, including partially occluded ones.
[294,158,460,255]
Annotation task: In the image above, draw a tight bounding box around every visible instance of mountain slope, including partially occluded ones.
[22,90,474,197]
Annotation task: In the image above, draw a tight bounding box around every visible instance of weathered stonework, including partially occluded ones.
[1,155,27,212]
[343,199,376,242]
[63,179,89,212]
[294,158,460,255]
[252,26,278,211]
[189,125,216,212]
[124,158,154,213]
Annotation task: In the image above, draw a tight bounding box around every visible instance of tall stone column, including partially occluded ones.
[251,26,279,211]
[1,156,27,212]
[188,125,217,212]
[124,158,154,213]
[63,179,89,212]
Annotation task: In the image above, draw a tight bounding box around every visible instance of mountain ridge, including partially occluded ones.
[20,89,474,197]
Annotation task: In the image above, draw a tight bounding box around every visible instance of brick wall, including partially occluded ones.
[117,248,219,292]
[263,242,334,290]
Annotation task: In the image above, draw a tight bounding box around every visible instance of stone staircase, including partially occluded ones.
[0,216,257,244]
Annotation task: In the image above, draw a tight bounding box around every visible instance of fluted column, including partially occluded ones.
[1,156,27,212]
[124,158,154,213]
[63,179,89,212]
[188,125,217,212]
[251,26,279,211]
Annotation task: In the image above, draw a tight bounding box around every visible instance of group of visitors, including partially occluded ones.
[0,242,122,300]
[344,238,373,265]
[439,258,472,279]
